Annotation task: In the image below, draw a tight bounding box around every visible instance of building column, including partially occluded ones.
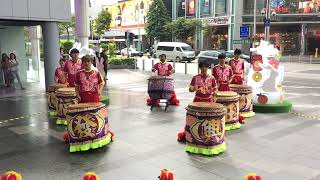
[29,26,41,71]
[41,22,60,90]
[75,0,90,47]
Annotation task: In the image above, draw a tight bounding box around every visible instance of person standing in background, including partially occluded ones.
[9,52,25,89]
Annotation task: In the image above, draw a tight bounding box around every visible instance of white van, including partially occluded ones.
[155,42,196,62]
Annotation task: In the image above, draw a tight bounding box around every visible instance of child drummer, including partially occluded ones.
[177,61,217,142]
[147,54,180,105]
[189,61,217,102]
[54,58,68,84]
[75,55,105,103]
[229,49,245,85]
[64,48,82,87]
[212,53,234,91]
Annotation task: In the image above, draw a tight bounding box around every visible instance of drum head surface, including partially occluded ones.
[217,91,238,97]
[56,87,76,92]
[186,102,225,113]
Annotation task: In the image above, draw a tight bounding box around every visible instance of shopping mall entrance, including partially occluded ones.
[203,26,229,51]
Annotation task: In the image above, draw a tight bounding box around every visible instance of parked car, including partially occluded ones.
[225,50,251,63]
[121,48,143,57]
[197,50,251,67]
[155,42,196,62]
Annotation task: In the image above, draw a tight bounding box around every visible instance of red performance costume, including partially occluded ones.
[147,62,179,105]
[190,74,217,102]
[75,69,104,103]
[54,67,67,84]
[64,59,82,87]
[229,58,245,85]
[212,64,233,91]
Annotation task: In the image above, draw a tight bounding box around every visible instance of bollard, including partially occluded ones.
[298,55,301,63]
[289,55,291,63]
[134,58,137,70]
[152,59,154,69]
[197,62,200,74]
[185,62,187,75]
[310,55,312,64]
[143,59,145,70]
[173,59,176,69]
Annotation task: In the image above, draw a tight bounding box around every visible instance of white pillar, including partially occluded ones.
[29,26,41,71]
[75,0,90,47]
[42,22,60,89]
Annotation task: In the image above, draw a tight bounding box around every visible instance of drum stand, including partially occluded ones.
[150,99,169,111]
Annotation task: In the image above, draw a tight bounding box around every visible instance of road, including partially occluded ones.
[0,63,319,179]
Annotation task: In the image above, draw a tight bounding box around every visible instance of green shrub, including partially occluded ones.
[107,42,117,57]
[100,43,108,51]
[61,41,73,53]
[109,57,135,66]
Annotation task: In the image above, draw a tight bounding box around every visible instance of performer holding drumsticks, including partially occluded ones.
[189,61,218,102]
[177,61,218,142]
[229,49,245,85]
[74,55,105,103]
[212,53,234,91]
[147,54,180,106]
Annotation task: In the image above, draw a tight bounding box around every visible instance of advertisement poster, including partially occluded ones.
[105,0,151,29]
[188,0,196,15]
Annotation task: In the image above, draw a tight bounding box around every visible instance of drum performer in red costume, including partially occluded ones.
[54,58,68,84]
[75,55,104,103]
[229,49,245,85]
[177,61,218,141]
[147,54,180,105]
[212,53,234,91]
[189,61,217,102]
[64,48,82,87]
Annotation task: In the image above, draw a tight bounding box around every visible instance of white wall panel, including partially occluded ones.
[0,0,13,17]
[28,0,50,19]
[12,0,28,18]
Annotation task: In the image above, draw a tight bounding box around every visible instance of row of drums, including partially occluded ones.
[184,84,255,156]
[47,84,112,153]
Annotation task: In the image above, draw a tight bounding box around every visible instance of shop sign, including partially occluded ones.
[207,16,230,25]
[233,39,251,44]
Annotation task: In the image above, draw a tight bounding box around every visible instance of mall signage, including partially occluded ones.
[207,16,230,25]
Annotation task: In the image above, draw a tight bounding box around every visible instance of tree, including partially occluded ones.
[94,9,112,37]
[167,18,202,42]
[145,0,172,42]
[58,16,76,40]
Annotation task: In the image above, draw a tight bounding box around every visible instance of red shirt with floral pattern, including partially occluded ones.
[54,67,67,84]
[153,62,173,76]
[64,59,82,87]
[74,69,104,94]
[190,74,217,100]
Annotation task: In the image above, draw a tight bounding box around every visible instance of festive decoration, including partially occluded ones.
[244,173,261,180]
[158,169,175,180]
[177,131,186,142]
[63,132,69,142]
[1,171,22,180]
[248,41,292,113]
[83,172,99,180]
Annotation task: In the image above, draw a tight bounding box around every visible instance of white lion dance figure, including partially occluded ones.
[70,42,98,71]
[247,41,285,105]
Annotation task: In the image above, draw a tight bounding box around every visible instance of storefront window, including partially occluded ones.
[244,0,320,14]
[203,26,228,50]
[200,0,211,16]
[215,0,227,16]
[176,0,186,17]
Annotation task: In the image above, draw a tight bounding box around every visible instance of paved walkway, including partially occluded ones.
[0,68,320,179]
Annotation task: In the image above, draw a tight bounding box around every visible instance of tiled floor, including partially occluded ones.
[0,66,320,179]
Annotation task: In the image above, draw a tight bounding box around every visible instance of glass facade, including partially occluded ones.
[215,0,227,15]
